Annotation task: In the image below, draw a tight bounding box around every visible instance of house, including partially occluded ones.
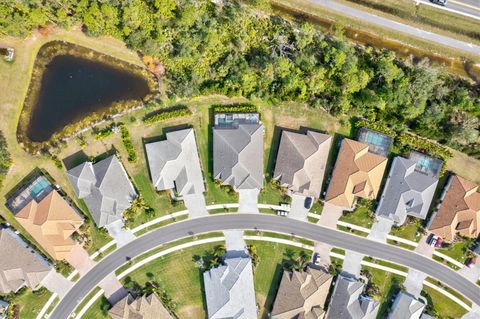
[108,293,173,319]
[376,157,438,225]
[0,227,51,294]
[213,113,264,190]
[271,266,333,319]
[203,256,256,319]
[325,139,388,208]
[145,128,205,196]
[429,175,480,241]
[14,189,83,260]
[326,274,379,319]
[388,291,425,319]
[67,155,137,228]
[273,130,332,199]
[0,300,9,319]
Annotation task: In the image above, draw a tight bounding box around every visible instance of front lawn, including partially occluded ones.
[339,206,374,229]
[390,220,421,242]
[421,286,468,319]
[246,240,311,319]
[80,295,110,319]
[6,287,52,319]
[437,239,474,264]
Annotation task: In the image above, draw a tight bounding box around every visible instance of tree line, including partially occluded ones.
[1,0,479,155]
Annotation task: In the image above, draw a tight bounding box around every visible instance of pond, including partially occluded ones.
[19,41,155,145]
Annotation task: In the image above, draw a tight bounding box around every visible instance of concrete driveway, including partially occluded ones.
[224,230,247,258]
[105,220,136,248]
[184,193,208,218]
[459,261,480,283]
[342,251,364,278]
[313,242,332,268]
[317,203,343,228]
[367,217,394,243]
[404,269,427,297]
[238,189,259,213]
[99,274,128,304]
[288,194,309,221]
[41,269,73,298]
[65,244,96,276]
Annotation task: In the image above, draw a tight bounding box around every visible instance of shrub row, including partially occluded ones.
[142,105,192,125]
[397,133,452,161]
[92,123,116,140]
[355,119,397,138]
[213,102,257,113]
[119,123,136,162]
[0,131,11,188]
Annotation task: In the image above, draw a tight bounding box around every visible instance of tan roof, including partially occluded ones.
[325,139,388,208]
[429,175,480,240]
[15,190,83,260]
[271,266,333,319]
[109,293,173,319]
[0,228,51,294]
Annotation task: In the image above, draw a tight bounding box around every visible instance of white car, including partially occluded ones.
[428,235,439,247]
[314,253,321,265]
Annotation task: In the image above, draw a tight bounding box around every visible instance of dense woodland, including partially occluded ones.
[1,0,480,155]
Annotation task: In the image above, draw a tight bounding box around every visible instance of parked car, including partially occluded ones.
[304,197,313,209]
[313,253,321,265]
[429,0,448,6]
[434,236,443,248]
[427,234,439,247]
[466,257,477,269]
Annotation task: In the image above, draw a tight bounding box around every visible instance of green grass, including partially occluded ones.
[363,256,408,272]
[80,295,111,319]
[339,206,374,229]
[390,221,421,242]
[76,199,113,255]
[310,200,323,215]
[432,255,461,271]
[361,266,404,319]
[422,286,468,318]
[387,239,416,250]
[437,240,472,264]
[246,240,309,319]
[119,243,221,319]
[7,288,52,319]
[258,181,289,205]
[337,225,369,237]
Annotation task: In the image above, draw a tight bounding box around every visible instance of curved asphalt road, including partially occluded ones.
[51,214,480,319]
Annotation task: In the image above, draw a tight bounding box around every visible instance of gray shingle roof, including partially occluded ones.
[274,130,331,198]
[67,155,137,228]
[388,292,425,319]
[145,128,205,196]
[326,274,379,319]
[376,157,438,225]
[0,228,51,294]
[213,123,264,190]
[203,256,256,319]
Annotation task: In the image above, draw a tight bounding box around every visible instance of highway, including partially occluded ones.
[310,0,480,56]
[50,214,480,319]
[446,0,480,18]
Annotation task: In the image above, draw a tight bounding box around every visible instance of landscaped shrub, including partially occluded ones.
[213,102,257,113]
[142,105,192,125]
[92,123,116,140]
[0,131,11,188]
[397,133,452,160]
[355,119,397,138]
[119,123,136,162]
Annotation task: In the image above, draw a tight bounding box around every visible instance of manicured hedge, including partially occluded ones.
[142,105,192,125]
[213,102,257,113]
[119,123,136,162]
[355,119,396,138]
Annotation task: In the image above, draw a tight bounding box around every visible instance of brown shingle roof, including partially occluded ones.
[429,175,480,240]
[325,139,388,208]
[271,267,332,319]
[15,190,83,260]
[109,293,173,319]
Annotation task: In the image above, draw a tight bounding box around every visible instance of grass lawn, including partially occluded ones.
[361,266,404,318]
[339,206,374,229]
[246,240,311,319]
[119,243,220,319]
[422,286,468,319]
[437,240,473,264]
[7,288,52,319]
[80,295,110,319]
[389,221,421,242]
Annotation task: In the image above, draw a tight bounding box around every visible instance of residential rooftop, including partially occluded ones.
[108,293,173,319]
[203,256,256,319]
[145,128,205,196]
[429,175,480,241]
[213,114,264,190]
[67,155,137,228]
[376,156,438,225]
[214,112,260,128]
[325,138,388,208]
[408,151,443,178]
[274,130,332,199]
[271,266,332,319]
[388,291,426,319]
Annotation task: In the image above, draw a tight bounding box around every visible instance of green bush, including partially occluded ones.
[0,131,11,188]
[142,105,192,125]
[397,133,452,160]
[119,124,136,162]
[355,119,397,138]
[213,102,257,113]
[92,123,116,140]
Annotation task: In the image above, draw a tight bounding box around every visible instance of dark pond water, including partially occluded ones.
[26,54,151,142]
